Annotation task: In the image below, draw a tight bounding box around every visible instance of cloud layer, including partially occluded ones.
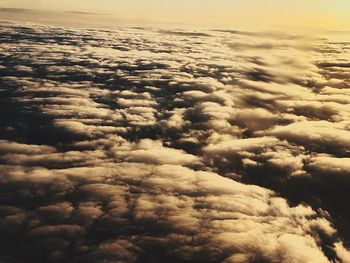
[0,22,350,262]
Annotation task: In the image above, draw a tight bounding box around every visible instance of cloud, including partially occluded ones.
[263,121,350,154]
[308,156,350,174]
[1,163,346,262]
[116,139,202,166]
[0,21,350,262]
[0,140,56,155]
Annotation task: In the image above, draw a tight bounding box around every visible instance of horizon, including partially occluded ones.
[0,1,350,31]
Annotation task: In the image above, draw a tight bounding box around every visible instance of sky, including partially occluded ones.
[0,0,350,29]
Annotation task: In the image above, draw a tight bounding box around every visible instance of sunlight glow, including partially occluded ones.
[0,0,349,30]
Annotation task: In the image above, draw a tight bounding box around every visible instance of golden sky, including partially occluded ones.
[0,0,349,29]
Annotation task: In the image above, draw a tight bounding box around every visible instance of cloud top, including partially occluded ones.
[0,22,349,262]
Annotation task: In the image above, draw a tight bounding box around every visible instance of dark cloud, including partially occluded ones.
[0,22,350,262]
[0,8,30,13]
[159,29,212,37]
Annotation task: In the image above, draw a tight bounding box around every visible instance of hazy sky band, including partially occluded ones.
[0,0,349,29]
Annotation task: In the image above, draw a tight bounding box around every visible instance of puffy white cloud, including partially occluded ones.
[0,140,56,155]
[264,120,350,153]
[308,156,350,174]
[118,139,202,166]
